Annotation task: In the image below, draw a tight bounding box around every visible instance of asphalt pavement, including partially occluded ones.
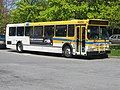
[0,49,120,90]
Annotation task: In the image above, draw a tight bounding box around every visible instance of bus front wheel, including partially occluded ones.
[16,43,23,53]
[63,46,72,58]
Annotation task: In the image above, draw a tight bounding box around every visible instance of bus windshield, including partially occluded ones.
[87,26,109,40]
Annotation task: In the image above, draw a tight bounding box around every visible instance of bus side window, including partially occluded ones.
[17,27,24,36]
[56,25,67,37]
[44,26,54,44]
[25,26,33,37]
[9,27,16,36]
[44,26,54,38]
[34,26,43,38]
[68,25,74,37]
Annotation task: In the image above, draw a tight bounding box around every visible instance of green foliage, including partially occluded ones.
[0,13,3,27]
[109,44,120,56]
[0,6,4,33]
[10,0,48,23]
[110,44,120,50]
[109,50,120,56]
[9,0,120,29]
[38,0,89,21]
[0,6,2,24]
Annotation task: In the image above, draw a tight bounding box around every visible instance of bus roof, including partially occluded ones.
[7,19,108,27]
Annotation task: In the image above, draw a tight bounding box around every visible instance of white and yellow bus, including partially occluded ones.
[6,19,110,57]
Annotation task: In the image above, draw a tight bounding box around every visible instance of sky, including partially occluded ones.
[3,0,16,9]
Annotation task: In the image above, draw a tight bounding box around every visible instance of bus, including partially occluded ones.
[6,19,111,57]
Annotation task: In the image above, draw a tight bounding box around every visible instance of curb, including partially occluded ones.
[109,56,120,59]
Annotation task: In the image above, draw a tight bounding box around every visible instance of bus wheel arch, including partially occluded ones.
[16,41,23,53]
[62,43,73,58]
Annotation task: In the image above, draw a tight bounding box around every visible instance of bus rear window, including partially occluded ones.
[9,27,16,36]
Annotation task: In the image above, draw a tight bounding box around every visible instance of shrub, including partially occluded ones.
[110,44,120,50]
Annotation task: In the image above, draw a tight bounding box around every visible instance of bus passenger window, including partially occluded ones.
[34,26,43,38]
[68,25,74,37]
[44,26,54,37]
[56,25,67,37]
[44,26,54,44]
[17,27,24,36]
[9,27,16,36]
[25,26,33,37]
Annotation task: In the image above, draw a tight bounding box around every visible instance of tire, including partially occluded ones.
[101,53,108,58]
[16,43,23,53]
[63,46,72,58]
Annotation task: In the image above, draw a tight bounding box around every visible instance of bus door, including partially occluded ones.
[76,26,86,55]
[76,26,80,53]
[81,26,86,55]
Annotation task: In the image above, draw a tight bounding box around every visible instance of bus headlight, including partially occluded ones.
[87,46,96,51]
[105,44,110,50]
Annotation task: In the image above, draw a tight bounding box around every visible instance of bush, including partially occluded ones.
[110,44,120,50]
[109,44,120,56]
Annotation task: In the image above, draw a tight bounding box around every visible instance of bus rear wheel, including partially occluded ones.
[16,43,23,53]
[63,46,72,58]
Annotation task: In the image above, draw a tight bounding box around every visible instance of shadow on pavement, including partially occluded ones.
[0,48,9,50]
[8,49,108,60]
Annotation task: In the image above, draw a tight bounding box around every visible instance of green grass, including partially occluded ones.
[109,44,120,56]
[109,49,120,56]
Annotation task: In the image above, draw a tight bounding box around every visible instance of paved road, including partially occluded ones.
[0,49,120,90]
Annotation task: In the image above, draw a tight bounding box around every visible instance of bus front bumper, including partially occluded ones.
[87,50,111,56]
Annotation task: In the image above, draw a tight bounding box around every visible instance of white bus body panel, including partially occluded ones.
[6,37,63,54]
[24,45,62,53]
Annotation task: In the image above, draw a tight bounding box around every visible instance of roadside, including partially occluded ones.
[109,44,120,59]
[109,55,120,59]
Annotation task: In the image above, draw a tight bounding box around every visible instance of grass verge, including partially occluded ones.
[109,49,120,56]
[109,44,120,56]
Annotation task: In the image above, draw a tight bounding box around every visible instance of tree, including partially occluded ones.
[10,0,48,23]
[0,0,5,34]
[37,0,89,21]
[9,0,120,30]
[86,0,120,29]
[0,0,16,34]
